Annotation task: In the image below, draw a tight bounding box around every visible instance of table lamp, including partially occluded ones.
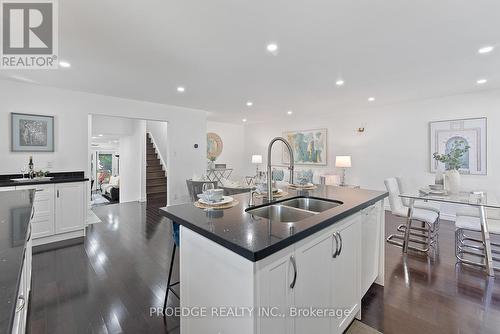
[251,155,263,175]
[335,156,351,186]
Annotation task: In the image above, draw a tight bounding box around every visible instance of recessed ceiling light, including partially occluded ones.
[91,136,97,139]
[98,134,103,137]
[287,110,293,115]
[59,61,71,68]
[368,97,375,102]
[246,101,253,107]
[476,79,487,85]
[177,86,185,93]
[266,43,278,54]
[242,118,247,122]
[478,46,494,54]
[336,80,344,86]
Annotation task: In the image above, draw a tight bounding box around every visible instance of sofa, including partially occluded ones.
[101,175,120,202]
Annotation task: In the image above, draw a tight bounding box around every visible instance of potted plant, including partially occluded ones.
[207,156,216,170]
[432,140,470,193]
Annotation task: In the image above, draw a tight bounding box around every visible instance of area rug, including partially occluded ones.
[87,209,102,225]
[346,320,382,334]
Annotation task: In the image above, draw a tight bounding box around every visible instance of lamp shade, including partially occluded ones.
[251,155,263,164]
[335,156,352,168]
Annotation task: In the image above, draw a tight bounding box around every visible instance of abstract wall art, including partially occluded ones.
[283,128,327,165]
[11,113,54,152]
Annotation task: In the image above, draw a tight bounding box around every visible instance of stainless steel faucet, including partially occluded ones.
[267,137,294,202]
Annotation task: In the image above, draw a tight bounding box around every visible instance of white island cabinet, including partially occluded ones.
[179,199,384,334]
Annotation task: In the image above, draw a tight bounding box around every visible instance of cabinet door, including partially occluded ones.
[331,216,361,332]
[55,183,85,233]
[258,253,294,334]
[361,203,381,296]
[294,232,334,333]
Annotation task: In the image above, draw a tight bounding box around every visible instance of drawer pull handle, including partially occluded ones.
[289,256,297,289]
[337,232,343,256]
[332,233,339,258]
[15,296,25,313]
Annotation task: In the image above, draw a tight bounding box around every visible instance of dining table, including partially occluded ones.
[400,190,500,277]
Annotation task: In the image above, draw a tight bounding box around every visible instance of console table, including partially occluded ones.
[206,168,233,185]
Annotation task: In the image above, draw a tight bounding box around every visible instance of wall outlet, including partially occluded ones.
[46,161,53,169]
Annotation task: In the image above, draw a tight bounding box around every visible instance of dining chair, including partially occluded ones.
[455,214,500,271]
[396,176,442,231]
[186,179,218,202]
[385,177,440,253]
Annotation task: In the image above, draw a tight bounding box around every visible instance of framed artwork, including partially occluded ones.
[11,113,54,152]
[283,128,327,165]
[206,132,223,159]
[429,117,487,175]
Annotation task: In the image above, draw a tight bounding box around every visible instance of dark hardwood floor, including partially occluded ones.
[27,204,500,334]
[362,212,500,334]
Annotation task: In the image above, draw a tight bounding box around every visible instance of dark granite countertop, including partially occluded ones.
[160,185,388,262]
[0,190,33,334]
[0,171,88,188]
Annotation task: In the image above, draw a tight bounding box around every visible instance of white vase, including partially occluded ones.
[444,170,461,194]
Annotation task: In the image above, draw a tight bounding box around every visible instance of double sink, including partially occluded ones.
[246,197,343,223]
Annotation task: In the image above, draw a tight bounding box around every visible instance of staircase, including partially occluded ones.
[146,133,167,206]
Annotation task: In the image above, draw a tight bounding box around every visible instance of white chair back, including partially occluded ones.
[384,177,406,216]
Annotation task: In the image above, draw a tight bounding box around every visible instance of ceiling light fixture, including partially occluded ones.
[478,46,494,54]
[287,110,293,115]
[476,79,487,85]
[59,61,71,68]
[336,80,344,86]
[368,97,375,102]
[246,101,253,107]
[177,86,185,93]
[242,118,247,122]
[266,43,278,55]
[98,134,103,137]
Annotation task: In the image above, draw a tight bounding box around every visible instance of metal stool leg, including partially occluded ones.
[164,243,179,315]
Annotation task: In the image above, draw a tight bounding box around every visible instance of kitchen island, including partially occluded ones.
[160,185,387,334]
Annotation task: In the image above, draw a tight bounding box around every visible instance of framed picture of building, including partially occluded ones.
[429,117,487,175]
[283,128,327,165]
[11,113,55,152]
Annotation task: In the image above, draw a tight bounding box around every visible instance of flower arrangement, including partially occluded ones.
[433,140,470,171]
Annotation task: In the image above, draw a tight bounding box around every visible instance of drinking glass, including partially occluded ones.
[20,166,27,179]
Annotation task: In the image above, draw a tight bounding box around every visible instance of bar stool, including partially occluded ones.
[385,177,440,253]
[163,222,180,314]
[455,213,500,270]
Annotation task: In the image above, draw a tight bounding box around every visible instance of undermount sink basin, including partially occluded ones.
[247,204,316,223]
[278,197,343,213]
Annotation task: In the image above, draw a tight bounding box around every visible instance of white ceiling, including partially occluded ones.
[2,0,500,123]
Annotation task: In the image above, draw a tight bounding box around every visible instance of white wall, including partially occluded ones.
[147,120,168,168]
[92,115,136,137]
[243,90,500,218]
[120,120,146,203]
[0,79,207,204]
[207,121,246,179]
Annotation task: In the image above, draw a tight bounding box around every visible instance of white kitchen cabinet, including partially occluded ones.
[331,216,361,332]
[361,202,383,296]
[55,182,86,234]
[257,213,361,334]
[294,230,334,333]
[257,252,295,333]
[16,184,55,239]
